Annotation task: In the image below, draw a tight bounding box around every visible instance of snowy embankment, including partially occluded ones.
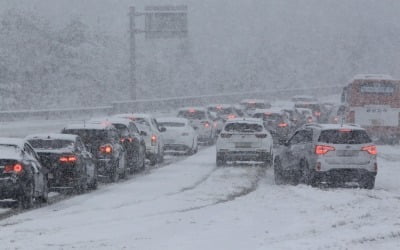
[0,145,399,249]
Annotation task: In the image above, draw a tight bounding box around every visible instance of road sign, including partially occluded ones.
[144,5,188,39]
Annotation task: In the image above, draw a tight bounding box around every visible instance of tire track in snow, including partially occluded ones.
[146,166,266,216]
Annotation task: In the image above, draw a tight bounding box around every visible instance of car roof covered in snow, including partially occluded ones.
[303,123,364,131]
[63,121,115,130]
[225,118,263,124]
[0,138,27,160]
[240,99,266,104]
[157,117,188,124]
[206,104,232,109]
[91,117,132,127]
[25,133,77,141]
[253,108,283,114]
[178,107,207,112]
[352,74,394,81]
[0,137,26,148]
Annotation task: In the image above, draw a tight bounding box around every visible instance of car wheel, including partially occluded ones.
[40,178,49,203]
[299,160,313,185]
[216,153,226,167]
[19,181,34,209]
[359,175,375,189]
[148,153,157,166]
[157,146,164,163]
[119,153,128,179]
[274,158,285,185]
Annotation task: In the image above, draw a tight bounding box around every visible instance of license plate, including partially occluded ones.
[48,173,54,179]
[235,142,252,148]
[337,150,359,157]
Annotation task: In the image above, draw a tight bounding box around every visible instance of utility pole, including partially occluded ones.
[129,7,137,100]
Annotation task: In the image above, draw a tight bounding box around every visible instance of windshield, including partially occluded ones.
[224,123,263,132]
[177,110,206,120]
[158,122,185,127]
[360,82,395,94]
[28,139,75,150]
[112,124,130,137]
[62,129,109,145]
[318,129,372,144]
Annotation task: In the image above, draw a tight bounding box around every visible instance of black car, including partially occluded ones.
[26,133,98,193]
[62,122,128,182]
[94,118,146,174]
[253,109,291,145]
[0,138,48,208]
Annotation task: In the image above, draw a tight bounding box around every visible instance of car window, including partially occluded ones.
[28,139,75,150]
[318,129,372,144]
[289,130,313,144]
[224,123,263,132]
[178,110,206,120]
[129,123,139,134]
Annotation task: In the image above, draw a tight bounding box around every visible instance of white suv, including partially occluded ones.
[216,118,273,167]
[274,124,378,189]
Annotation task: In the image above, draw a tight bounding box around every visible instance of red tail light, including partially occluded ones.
[307,117,313,123]
[120,138,133,143]
[4,163,24,174]
[59,155,77,163]
[315,145,335,155]
[220,133,232,138]
[151,135,157,146]
[100,144,113,154]
[227,114,236,120]
[314,111,321,117]
[362,145,377,155]
[278,123,288,128]
[339,129,352,132]
[255,134,267,138]
[213,122,218,128]
[204,122,210,128]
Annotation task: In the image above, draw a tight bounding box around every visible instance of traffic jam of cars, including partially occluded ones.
[0,80,388,209]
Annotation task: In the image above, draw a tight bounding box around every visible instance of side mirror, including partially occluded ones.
[160,127,167,132]
[140,131,147,136]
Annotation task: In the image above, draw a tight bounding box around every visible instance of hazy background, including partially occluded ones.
[0,0,399,110]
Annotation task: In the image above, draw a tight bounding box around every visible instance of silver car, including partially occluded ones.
[274,124,377,189]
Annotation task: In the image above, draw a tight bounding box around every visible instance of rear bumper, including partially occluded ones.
[164,144,191,152]
[314,168,377,183]
[0,177,22,199]
[96,158,115,175]
[217,150,271,162]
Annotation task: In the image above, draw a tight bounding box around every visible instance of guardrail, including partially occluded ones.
[0,85,342,121]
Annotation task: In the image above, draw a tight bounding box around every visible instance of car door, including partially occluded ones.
[279,130,306,171]
[287,129,313,169]
[76,138,93,180]
[24,144,45,195]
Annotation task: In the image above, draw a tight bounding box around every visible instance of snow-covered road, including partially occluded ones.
[0,145,399,249]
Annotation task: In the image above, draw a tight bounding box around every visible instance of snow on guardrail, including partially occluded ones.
[0,85,343,121]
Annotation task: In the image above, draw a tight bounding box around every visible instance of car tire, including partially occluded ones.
[119,153,128,179]
[19,181,34,209]
[360,175,375,189]
[157,148,164,163]
[299,160,313,185]
[216,153,226,167]
[40,179,49,203]
[149,153,157,166]
[274,158,285,185]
